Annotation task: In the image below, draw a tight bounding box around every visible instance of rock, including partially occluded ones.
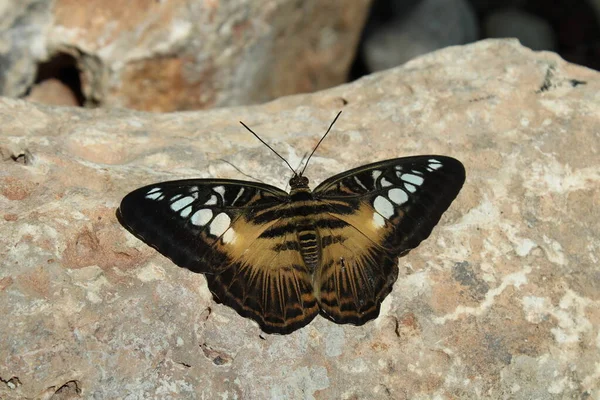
[24,78,81,107]
[484,8,557,51]
[0,0,371,111]
[362,0,478,72]
[1,39,599,398]
[0,1,51,98]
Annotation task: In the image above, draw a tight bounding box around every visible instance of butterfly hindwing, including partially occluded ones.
[206,216,319,334]
[312,156,465,324]
[313,214,400,324]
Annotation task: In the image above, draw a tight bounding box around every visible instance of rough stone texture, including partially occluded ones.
[1,39,599,398]
[0,0,371,111]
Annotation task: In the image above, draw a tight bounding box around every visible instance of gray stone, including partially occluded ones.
[0,1,51,97]
[485,8,557,51]
[1,39,599,398]
[363,0,478,71]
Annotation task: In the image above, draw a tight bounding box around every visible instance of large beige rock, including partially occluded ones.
[1,39,599,398]
[1,0,371,111]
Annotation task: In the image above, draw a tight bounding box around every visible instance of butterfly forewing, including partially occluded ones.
[117,179,288,273]
[312,156,465,324]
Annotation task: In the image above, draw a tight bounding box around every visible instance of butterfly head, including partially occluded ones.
[289,174,310,189]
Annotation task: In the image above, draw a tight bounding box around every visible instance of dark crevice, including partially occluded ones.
[32,52,85,106]
[393,317,400,337]
[0,376,21,389]
[538,65,556,92]
[200,343,233,366]
[570,79,586,87]
[51,380,82,399]
[10,149,34,165]
[2,147,33,165]
[175,361,192,368]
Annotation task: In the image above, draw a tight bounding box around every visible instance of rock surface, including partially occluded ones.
[0,0,371,111]
[1,39,599,398]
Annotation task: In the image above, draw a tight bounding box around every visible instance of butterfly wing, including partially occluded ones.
[205,216,319,334]
[117,179,319,333]
[312,155,465,324]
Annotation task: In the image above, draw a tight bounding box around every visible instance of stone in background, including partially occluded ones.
[484,8,556,51]
[362,0,478,72]
[0,0,372,111]
[354,0,600,78]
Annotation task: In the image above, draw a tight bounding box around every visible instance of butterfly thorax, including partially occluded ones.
[287,175,321,272]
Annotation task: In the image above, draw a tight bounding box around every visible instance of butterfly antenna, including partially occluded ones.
[240,121,296,175]
[296,152,309,172]
[218,158,267,184]
[300,110,342,176]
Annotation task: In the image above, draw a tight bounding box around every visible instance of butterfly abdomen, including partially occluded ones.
[296,224,320,272]
[287,187,320,271]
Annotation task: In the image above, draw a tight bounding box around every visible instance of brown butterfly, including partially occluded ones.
[117,112,465,334]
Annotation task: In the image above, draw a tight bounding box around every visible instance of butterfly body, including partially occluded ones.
[118,155,465,334]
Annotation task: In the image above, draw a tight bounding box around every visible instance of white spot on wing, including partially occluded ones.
[401,173,424,186]
[372,213,385,228]
[191,208,212,226]
[171,196,194,211]
[180,206,192,218]
[204,195,218,206]
[214,186,226,197]
[373,195,394,219]
[231,187,245,205]
[146,188,162,200]
[388,188,408,205]
[354,176,368,191]
[222,228,237,244]
[372,170,382,181]
[428,159,443,170]
[404,183,417,193]
[380,178,392,188]
[210,212,231,237]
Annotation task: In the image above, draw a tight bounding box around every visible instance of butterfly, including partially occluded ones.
[117,112,465,334]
